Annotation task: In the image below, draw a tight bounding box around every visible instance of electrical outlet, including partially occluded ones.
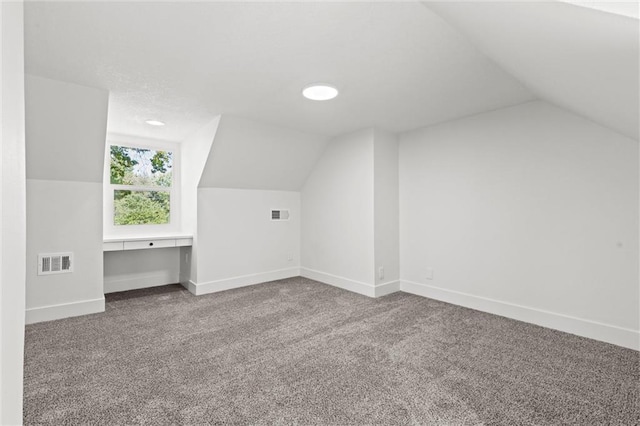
[287,253,293,261]
[425,268,434,280]
[378,266,384,280]
[185,253,190,263]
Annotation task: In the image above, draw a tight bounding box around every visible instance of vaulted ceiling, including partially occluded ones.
[425,1,639,140]
[24,1,638,142]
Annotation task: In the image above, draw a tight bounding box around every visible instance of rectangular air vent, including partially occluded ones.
[271,209,290,221]
[38,253,73,275]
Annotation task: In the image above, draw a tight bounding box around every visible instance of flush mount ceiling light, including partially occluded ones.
[145,119,165,126]
[302,84,339,101]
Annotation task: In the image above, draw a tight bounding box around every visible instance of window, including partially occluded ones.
[104,137,180,236]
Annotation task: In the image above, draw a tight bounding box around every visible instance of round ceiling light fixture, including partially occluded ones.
[302,84,339,101]
[145,119,165,126]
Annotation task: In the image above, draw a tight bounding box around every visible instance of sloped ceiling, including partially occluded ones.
[25,75,108,183]
[425,1,639,140]
[198,116,328,190]
[24,1,533,140]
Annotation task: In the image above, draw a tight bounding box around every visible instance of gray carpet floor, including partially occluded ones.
[24,277,639,425]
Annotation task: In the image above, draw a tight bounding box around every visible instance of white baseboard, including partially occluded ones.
[26,297,105,324]
[188,267,301,296]
[301,267,376,297]
[181,279,197,294]
[104,272,180,294]
[400,280,639,351]
[375,280,401,297]
[300,268,400,298]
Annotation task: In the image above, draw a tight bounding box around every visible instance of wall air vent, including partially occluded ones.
[38,253,73,275]
[271,209,290,221]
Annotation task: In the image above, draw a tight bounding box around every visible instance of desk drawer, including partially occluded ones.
[123,239,176,250]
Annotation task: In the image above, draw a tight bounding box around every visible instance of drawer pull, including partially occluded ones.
[149,242,154,246]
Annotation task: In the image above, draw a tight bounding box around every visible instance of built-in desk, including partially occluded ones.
[103,235,193,294]
[103,235,193,252]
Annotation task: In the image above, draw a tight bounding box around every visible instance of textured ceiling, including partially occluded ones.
[425,1,639,140]
[24,1,534,141]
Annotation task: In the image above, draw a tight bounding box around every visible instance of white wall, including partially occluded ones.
[26,180,104,320]
[0,1,26,422]
[182,116,220,234]
[199,115,328,190]
[373,129,399,291]
[25,75,108,323]
[399,100,639,349]
[192,188,300,295]
[181,116,219,284]
[190,115,326,295]
[301,129,376,294]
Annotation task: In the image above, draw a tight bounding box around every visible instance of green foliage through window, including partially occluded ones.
[110,144,173,226]
[114,191,170,225]
[110,146,138,185]
[110,145,173,187]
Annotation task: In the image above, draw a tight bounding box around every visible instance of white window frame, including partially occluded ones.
[103,134,181,238]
